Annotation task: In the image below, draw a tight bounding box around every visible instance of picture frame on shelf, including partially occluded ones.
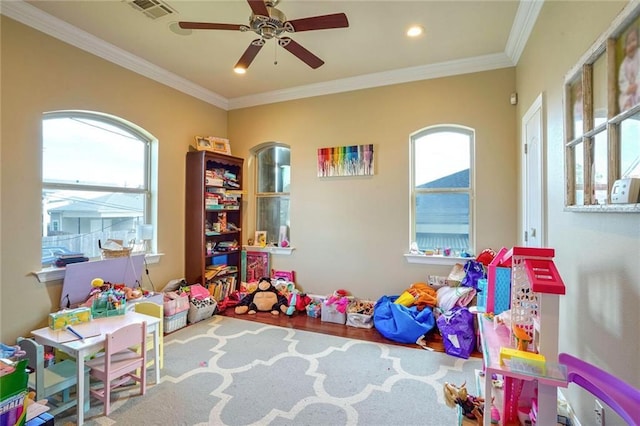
[195,136,213,152]
[254,231,267,247]
[194,136,232,155]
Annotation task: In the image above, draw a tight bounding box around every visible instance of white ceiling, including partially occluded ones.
[2,0,542,110]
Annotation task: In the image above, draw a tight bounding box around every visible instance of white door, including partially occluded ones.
[521,94,545,247]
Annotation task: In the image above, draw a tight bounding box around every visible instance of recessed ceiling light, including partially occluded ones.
[407,25,424,37]
[234,67,247,75]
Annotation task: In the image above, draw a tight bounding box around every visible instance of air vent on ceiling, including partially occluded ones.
[127,0,175,20]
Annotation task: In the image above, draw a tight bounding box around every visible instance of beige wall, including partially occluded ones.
[6,3,638,423]
[1,15,519,343]
[229,70,518,299]
[0,17,227,341]
[516,1,640,423]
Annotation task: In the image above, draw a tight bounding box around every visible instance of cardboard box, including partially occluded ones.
[48,307,92,330]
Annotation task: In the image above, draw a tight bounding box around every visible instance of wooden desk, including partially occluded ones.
[31,311,161,425]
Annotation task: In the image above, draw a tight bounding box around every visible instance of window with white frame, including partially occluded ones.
[41,111,153,267]
[564,2,640,210]
[255,144,290,246]
[410,126,474,255]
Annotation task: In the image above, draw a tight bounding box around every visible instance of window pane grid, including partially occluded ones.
[564,2,640,209]
[411,126,473,253]
[41,112,152,267]
[255,144,291,245]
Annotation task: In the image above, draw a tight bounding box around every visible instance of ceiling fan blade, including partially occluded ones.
[286,13,349,32]
[235,39,266,70]
[247,0,269,17]
[179,22,244,31]
[278,37,324,69]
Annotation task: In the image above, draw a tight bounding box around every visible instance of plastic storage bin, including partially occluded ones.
[164,310,188,334]
[346,313,373,328]
[187,298,217,324]
[163,292,189,316]
[321,303,346,324]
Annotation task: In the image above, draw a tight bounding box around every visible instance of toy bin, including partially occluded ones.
[164,310,188,334]
[0,359,28,426]
[91,295,126,318]
[305,294,324,318]
[163,292,189,316]
[346,299,375,328]
[346,313,373,328]
[321,303,346,324]
[187,297,217,324]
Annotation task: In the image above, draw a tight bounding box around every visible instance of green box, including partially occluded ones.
[0,359,28,426]
[91,292,127,318]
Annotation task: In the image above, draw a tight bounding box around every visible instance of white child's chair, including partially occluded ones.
[17,337,90,416]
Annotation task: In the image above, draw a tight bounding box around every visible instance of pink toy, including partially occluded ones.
[559,352,640,425]
[326,291,350,313]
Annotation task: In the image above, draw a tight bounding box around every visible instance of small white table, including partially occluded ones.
[31,311,161,425]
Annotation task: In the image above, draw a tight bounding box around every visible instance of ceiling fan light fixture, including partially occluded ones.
[407,25,424,37]
[179,0,349,71]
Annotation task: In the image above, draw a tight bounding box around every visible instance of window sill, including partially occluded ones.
[242,245,295,255]
[564,203,640,213]
[404,253,470,266]
[33,252,164,283]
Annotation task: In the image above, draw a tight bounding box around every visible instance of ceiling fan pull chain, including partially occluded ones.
[274,40,278,65]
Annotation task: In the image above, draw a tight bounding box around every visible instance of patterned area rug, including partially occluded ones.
[58,315,482,425]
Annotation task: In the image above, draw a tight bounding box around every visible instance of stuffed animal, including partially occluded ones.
[285,289,311,316]
[235,277,288,315]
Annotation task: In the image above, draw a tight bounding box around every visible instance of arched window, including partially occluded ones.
[410,125,474,255]
[254,143,291,246]
[41,111,154,267]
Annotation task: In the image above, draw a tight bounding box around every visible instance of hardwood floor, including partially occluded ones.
[219,309,448,353]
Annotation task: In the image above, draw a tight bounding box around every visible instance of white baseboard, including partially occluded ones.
[557,389,581,426]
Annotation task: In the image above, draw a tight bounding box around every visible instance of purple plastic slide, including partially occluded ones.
[559,352,640,425]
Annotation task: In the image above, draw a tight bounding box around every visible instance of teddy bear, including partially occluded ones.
[235,277,288,315]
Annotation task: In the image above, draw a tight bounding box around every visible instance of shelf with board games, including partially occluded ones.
[185,150,243,302]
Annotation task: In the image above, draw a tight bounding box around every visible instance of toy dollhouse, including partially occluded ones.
[478,246,566,426]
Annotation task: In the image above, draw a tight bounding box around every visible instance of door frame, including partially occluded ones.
[521,93,546,247]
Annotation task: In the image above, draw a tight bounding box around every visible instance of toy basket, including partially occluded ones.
[101,246,132,259]
[164,310,188,334]
[91,298,126,318]
[91,290,127,318]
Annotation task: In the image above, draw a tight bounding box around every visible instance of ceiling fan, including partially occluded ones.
[178,0,349,72]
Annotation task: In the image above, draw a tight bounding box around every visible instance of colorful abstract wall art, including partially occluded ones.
[317,144,374,177]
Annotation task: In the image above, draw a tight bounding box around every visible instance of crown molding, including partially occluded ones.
[228,52,515,109]
[1,0,229,110]
[505,0,544,64]
[2,0,539,111]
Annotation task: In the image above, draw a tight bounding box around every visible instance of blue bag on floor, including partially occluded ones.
[373,295,435,344]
